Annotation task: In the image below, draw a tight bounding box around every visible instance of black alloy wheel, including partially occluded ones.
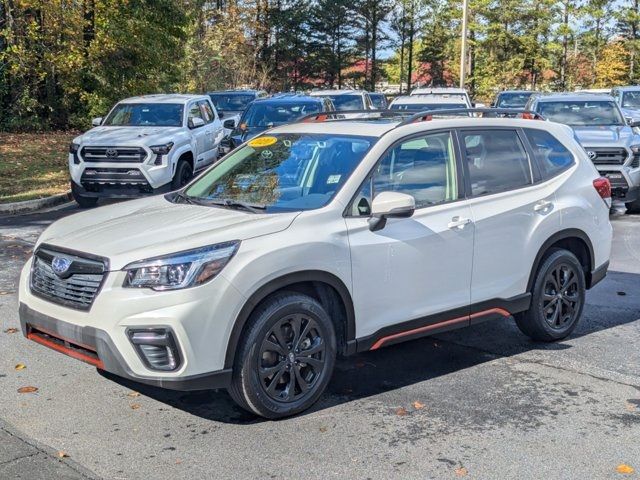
[258,314,326,403]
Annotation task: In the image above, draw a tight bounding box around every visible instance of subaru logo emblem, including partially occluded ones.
[51,256,72,277]
[586,150,597,160]
[105,148,118,158]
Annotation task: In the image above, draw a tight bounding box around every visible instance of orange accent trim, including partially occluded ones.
[370,307,510,351]
[470,307,510,320]
[27,331,104,369]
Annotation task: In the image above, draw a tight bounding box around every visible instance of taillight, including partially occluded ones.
[593,177,611,207]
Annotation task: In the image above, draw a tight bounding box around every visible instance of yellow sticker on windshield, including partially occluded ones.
[248,136,277,148]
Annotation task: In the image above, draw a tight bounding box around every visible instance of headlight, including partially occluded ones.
[630,145,640,154]
[69,142,80,153]
[123,241,240,290]
[150,142,174,155]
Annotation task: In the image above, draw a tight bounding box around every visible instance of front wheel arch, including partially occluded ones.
[223,271,355,370]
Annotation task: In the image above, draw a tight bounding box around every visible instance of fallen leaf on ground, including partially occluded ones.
[319,426,328,433]
[395,407,408,416]
[130,403,141,410]
[617,464,634,474]
[455,467,468,477]
[127,391,140,398]
[57,451,69,458]
[17,386,38,393]
[14,363,26,371]
[0,291,10,295]
[4,328,18,334]
[625,402,636,412]
[412,401,425,410]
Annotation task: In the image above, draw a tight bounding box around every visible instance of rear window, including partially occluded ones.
[524,129,575,179]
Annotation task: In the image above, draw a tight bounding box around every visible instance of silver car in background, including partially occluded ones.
[611,86,640,123]
[527,93,640,212]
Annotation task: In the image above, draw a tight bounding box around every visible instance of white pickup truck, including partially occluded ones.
[69,94,224,207]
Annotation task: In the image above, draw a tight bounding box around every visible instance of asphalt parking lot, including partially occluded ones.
[0,203,639,480]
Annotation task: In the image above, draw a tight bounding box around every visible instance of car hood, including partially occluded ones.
[78,126,184,146]
[37,196,300,270]
[572,125,635,147]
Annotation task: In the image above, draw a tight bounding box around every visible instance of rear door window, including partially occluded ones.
[461,129,532,196]
[524,129,575,179]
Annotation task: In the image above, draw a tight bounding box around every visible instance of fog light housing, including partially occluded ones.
[128,328,181,371]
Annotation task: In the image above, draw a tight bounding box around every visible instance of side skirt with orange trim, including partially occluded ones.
[353,294,531,353]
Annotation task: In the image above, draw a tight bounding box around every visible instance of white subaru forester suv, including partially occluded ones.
[69,94,224,207]
[19,110,612,418]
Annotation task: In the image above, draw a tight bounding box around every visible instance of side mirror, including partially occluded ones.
[223,118,236,129]
[368,192,415,232]
[92,117,103,127]
[218,111,224,119]
[189,117,205,129]
[629,118,640,127]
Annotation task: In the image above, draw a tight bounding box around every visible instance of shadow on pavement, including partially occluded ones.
[99,270,640,424]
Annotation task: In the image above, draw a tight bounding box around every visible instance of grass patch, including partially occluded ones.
[0,132,77,203]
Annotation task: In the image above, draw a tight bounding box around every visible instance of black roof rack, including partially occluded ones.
[298,109,413,123]
[398,108,545,125]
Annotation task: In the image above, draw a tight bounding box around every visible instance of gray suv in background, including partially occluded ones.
[527,93,640,212]
[611,86,640,122]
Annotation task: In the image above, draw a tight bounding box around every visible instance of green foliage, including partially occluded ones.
[1,0,640,131]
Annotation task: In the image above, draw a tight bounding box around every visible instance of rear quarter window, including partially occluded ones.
[524,129,575,179]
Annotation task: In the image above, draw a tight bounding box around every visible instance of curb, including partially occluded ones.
[0,191,73,215]
[0,418,101,479]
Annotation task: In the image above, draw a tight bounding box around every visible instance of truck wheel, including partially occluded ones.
[171,159,193,189]
[228,292,337,419]
[625,198,640,214]
[71,181,98,208]
[515,249,585,342]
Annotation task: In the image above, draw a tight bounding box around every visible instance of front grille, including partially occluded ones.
[588,147,629,165]
[30,247,107,311]
[80,146,147,163]
[81,168,149,186]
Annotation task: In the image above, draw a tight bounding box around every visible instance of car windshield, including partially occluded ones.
[326,95,365,111]
[496,92,533,108]
[103,103,183,127]
[182,133,374,212]
[390,103,466,111]
[240,103,321,127]
[209,94,255,112]
[622,91,640,109]
[537,101,625,126]
[369,94,387,109]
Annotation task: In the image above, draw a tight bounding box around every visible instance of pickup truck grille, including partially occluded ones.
[81,168,149,186]
[30,247,107,311]
[587,147,628,165]
[80,146,147,163]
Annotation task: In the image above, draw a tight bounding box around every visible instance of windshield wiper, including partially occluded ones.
[173,191,197,205]
[194,198,267,213]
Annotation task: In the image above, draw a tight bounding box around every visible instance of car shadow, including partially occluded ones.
[99,269,640,424]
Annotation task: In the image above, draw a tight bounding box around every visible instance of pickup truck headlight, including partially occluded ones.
[630,145,640,168]
[69,142,80,153]
[150,142,174,155]
[123,241,240,291]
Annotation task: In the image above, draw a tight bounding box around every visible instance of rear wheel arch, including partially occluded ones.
[527,229,595,291]
[224,271,355,369]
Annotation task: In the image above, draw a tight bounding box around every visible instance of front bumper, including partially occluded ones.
[18,257,245,389]
[19,303,231,390]
[72,180,173,199]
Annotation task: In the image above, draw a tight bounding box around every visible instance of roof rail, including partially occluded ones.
[398,108,545,126]
[298,109,412,123]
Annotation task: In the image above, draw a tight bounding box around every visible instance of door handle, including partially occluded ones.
[448,216,472,230]
[534,200,553,213]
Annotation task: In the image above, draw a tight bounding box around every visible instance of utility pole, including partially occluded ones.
[459,0,469,89]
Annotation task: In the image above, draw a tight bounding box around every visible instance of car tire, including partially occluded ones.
[515,249,585,342]
[625,198,640,214]
[71,181,98,208]
[171,159,193,190]
[228,292,337,419]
